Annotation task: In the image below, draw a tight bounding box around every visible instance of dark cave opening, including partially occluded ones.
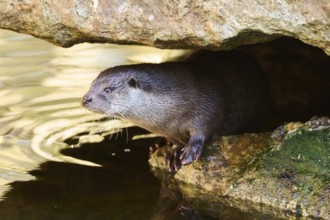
[240,37,330,129]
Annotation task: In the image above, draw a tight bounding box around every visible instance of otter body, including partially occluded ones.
[82,51,269,170]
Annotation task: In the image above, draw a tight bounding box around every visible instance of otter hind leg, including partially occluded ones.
[165,144,183,172]
[149,138,183,172]
[149,137,170,157]
[180,135,205,165]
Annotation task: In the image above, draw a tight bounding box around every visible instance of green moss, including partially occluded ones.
[260,127,330,179]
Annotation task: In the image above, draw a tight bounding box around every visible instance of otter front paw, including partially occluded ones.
[180,136,204,165]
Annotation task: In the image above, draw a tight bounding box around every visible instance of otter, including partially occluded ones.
[82,51,269,171]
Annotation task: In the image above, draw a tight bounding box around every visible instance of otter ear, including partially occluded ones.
[128,77,139,88]
[128,77,151,92]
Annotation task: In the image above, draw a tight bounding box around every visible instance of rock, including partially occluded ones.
[149,117,330,219]
[0,0,329,55]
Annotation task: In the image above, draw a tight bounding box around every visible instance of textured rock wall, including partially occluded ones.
[0,0,329,54]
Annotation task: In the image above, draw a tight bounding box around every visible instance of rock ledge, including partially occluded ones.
[0,0,329,55]
[149,117,330,219]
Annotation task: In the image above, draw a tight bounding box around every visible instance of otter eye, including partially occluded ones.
[104,87,112,94]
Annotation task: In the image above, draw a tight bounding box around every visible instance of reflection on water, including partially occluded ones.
[0,29,189,218]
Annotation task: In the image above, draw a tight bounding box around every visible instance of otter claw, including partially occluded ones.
[180,146,202,165]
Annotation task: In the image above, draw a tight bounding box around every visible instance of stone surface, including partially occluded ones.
[0,0,329,55]
[149,117,330,219]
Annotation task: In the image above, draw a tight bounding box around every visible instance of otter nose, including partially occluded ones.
[82,95,93,106]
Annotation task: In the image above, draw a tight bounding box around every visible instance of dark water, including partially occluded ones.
[0,29,191,219]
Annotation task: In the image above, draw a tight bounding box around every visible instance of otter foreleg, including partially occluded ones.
[180,135,205,165]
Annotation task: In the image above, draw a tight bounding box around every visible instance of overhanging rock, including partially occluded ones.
[0,0,329,55]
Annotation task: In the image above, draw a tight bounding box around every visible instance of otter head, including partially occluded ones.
[81,66,151,119]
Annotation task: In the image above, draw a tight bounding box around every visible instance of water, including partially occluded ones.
[0,29,189,219]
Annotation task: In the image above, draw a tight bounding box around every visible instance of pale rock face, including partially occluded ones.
[0,0,329,55]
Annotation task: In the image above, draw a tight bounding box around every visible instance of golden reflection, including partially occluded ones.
[78,134,104,144]
[132,133,160,140]
[0,90,24,107]
[0,136,45,200]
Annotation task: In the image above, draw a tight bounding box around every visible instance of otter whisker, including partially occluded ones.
[125,126,129,144]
